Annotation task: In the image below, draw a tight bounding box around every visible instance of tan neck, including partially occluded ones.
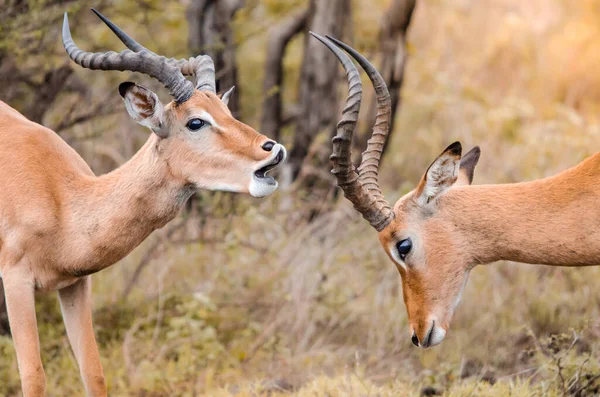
[68,135,193,270]
[442,154,600,267]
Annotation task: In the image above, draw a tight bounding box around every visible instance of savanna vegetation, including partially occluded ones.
[2,0,600,395]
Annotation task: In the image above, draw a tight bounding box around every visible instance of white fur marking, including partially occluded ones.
[249,176,278,197]
[452,270,471,312]
[198,110,220,129]
[248,145,286,197]
[389,244,408,271]
[427,326,446,347]
[204,182,243,193]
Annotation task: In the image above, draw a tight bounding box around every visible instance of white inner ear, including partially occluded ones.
[221,86,235,106]
[123,88,164,132]
[419,155,459,206]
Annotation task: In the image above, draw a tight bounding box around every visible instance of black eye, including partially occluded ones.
[396,238,412,260]
[186,118,206,131]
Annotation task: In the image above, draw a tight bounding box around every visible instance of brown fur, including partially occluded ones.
[378,144,600,346]
[0,89,283,396]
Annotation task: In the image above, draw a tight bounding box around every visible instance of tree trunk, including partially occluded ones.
[287,0,351,180]
[186,0,243,116]
[261,9,308,141]
[356,0,416,161]
[23,66,73,124]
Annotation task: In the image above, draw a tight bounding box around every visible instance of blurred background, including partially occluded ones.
[2,0,600,395]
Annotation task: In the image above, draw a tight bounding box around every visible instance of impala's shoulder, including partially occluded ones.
[0,101,30,126]
[556,151,600,182]
[0,103,94,180]
[580,151,600,172]
[0,101,18,113]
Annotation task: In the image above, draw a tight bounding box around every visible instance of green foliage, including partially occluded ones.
[3,0,600,396]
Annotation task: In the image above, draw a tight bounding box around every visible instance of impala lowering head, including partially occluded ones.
[62,10,286,197]
[312,33,482,348]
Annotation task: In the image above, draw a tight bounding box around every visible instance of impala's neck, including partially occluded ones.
[442,154,600,267]
[69,134,193,271]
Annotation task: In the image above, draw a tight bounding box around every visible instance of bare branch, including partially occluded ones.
[186,0,243,114]
[356,0,417,162]
[287,0,352,180]
[261,9,309,141]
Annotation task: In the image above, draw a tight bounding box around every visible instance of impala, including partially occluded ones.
[312,33,600,349]
[0,10,286,396]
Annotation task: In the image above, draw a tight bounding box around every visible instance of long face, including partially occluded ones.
[163,91,286,197]
[377,143,481,348]
[120,83,286,197]
[62,9,285,197]
[378,195,471,348]
[311,35,482,349]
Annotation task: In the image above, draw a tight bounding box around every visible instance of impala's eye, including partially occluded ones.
[396,238,412,260]
[186,118,207,131]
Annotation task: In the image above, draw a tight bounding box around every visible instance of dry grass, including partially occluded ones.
[3,0,600,396]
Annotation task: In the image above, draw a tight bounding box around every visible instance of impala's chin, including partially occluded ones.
[249,144,286,197]
[249,174,278,197]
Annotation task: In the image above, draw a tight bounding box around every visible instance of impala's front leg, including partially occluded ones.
[3,271,46,396]
[59,277,107,397]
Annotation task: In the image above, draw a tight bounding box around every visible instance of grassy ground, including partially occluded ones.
[2,192,600,396]
[3,0,600,395]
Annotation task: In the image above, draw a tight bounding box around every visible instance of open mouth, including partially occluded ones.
[254,149,285,182]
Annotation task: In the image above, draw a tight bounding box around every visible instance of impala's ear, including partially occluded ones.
[119,82,167,138]
[456,146,480,186]
[220,86,235,106]
[415,141,462,206]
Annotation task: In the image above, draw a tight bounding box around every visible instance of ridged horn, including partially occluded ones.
[91,9,216,93]
[326,35,393,216]
[62,12,194,103]
[310,32,394,231]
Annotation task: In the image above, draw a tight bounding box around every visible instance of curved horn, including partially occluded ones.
[62,12,194,103]
[91,8,147,53]
[310,32,394,231]
[91,9,216,93]
[325,35,393,215]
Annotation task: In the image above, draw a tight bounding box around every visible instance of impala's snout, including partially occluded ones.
[249,143,287,197]
[261,141,275,152]
[411,332,419,347]
[411,320,447,348]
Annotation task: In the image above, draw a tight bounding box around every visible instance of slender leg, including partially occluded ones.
[58,277,107,397]
[3,272,46,397]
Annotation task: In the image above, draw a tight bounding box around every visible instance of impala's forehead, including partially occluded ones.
[393,191,415,213]
[392,191,423,223]
[170,91,232,121]
[379,192,422,246]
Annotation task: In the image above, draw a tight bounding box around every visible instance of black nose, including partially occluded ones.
[262,141,275,152]
[411,333,419,347]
